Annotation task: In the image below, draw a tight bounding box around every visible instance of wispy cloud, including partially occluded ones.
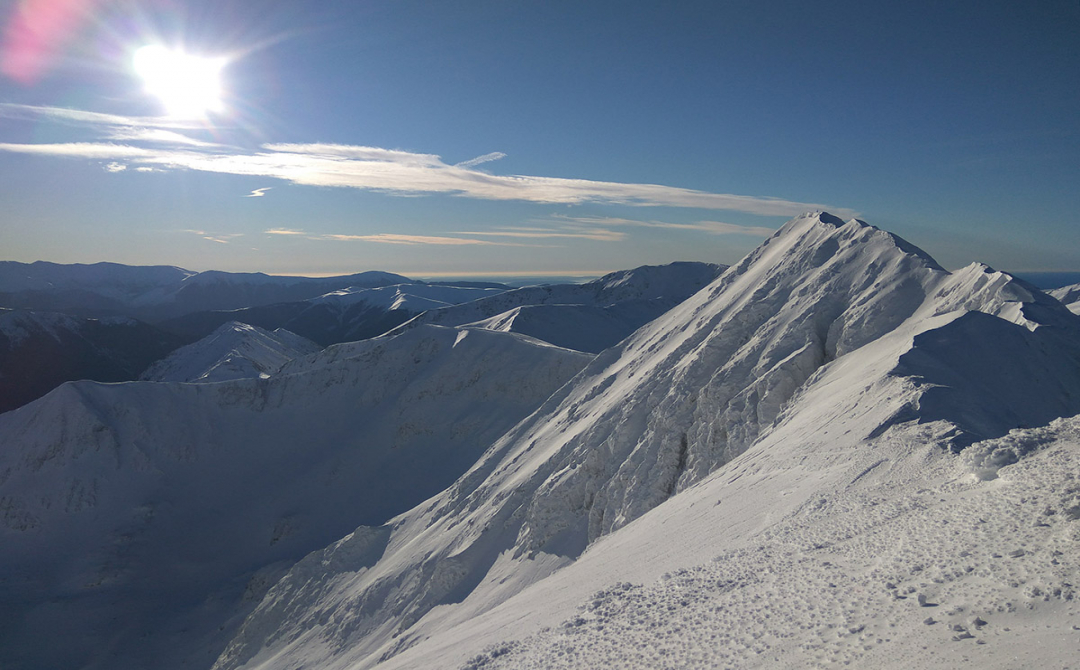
[245,187,272,197]
[103,162,127,173]
[454,226,625,242]
[263,228,523,246]
[319,233,503,246]
[0,106,860,217]
[104,127,223,147]
[0,103,204,129]
[181,229,244,244]
[550,215,778,237]
[455,151,507,169]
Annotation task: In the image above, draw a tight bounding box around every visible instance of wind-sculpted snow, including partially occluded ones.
[139,321,321,382]
[0,325,590,670]
[214,213,1080,670]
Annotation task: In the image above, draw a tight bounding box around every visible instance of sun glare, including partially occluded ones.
[133,45,225,118]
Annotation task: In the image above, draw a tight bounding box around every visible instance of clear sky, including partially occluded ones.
[1,0,1077,277]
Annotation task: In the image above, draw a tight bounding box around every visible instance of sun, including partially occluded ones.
[133,45,226,118]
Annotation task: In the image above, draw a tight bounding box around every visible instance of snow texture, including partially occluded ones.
[213,213,1080,670]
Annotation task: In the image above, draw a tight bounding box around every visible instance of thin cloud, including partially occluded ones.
[245,187,272,197]
[0,126,860,217]
[319,233,502,246]
[455,151,507,169]
[455,226,625,242]
[0,103,204,129]
[264,228,523,246]
[103,162,127,173]
[181,229,243,244]
[105,127,223,148]
[550,214,778,237]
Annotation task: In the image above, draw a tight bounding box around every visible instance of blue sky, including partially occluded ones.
[1,0,1077,276]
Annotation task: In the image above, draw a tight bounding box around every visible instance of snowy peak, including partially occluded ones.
[139,321,321,383]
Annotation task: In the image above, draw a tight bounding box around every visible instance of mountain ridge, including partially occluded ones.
[212,212,1080,670]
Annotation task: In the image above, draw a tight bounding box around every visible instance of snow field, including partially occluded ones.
[462,420,1080,669]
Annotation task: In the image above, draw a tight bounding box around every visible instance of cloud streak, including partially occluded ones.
[454,226,625,242]
[0,103,205,129]
[263,228,518,246]
[0,107,859,217]
[455,151,507,169]
[551,215,778,237]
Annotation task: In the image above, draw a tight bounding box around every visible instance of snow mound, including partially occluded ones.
[139,321,321,383]
[213,213,1080,670]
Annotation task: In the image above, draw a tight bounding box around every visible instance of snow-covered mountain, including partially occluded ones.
[130,269,418,320]
[1050,282,1080,314]
[0,260,419,320]
[157,283,511,346]
[0,261,193,314]
[210,213,1080,670]
[0,325,591,670]
[139,321,322,383]
[0,309,183,413]
[390,262,727,351]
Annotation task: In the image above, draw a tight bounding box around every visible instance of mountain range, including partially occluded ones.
[2,213,1079,669]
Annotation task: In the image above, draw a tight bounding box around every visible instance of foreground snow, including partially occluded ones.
[433,418,1080,670]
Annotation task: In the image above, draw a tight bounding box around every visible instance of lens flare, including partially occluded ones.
[133,44,224,118]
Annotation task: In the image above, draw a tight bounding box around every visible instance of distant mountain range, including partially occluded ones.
[0,261,725,414]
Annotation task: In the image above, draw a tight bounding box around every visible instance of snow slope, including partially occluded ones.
[1051,282,1080,315]
[139,321,321,383]
[0,325,591,670]
[213,213,1080,670]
